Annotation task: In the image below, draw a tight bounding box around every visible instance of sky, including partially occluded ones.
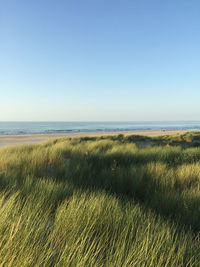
[1,0,200,121]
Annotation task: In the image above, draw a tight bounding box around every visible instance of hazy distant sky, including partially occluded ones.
[1,0,200,121]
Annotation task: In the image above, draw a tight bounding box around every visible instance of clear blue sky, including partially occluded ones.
[1,0,200,121]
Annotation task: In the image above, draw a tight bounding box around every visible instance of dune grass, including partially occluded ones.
[0,132,200,266]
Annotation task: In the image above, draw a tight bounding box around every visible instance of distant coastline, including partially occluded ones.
[1,121,200,136]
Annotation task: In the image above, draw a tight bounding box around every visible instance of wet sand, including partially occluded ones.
[0,129,196,148]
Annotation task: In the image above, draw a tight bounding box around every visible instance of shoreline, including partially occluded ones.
[0,129,198,148]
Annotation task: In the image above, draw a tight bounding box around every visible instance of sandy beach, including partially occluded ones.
[0,129,196,148]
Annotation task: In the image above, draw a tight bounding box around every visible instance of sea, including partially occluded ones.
[0,121,200,136]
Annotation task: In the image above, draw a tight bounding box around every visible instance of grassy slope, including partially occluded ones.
[0,132,200,266]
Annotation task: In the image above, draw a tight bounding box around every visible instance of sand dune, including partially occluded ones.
[0,129,196,148]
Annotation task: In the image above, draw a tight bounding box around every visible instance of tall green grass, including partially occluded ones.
[0,132,200,266]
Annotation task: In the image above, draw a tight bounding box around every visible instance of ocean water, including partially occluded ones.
[0,121,200,136]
